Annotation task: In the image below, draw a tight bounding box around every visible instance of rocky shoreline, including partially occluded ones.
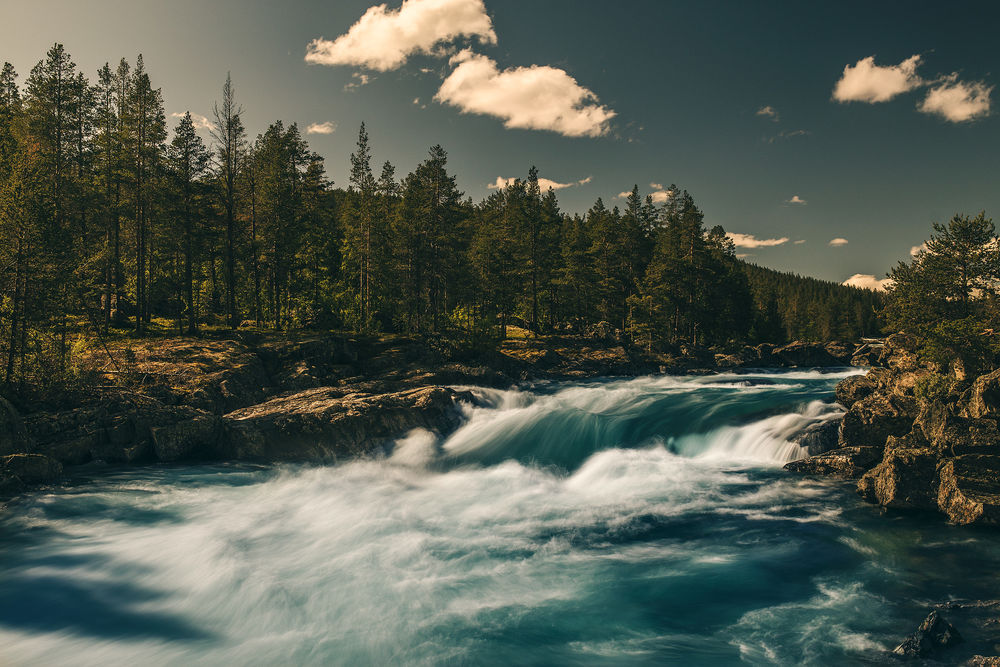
[784,332,1000,527]
[0,332,860,497]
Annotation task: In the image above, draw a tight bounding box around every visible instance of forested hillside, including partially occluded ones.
[0,44,881,391]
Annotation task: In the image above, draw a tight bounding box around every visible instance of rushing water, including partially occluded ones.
[3,369,1000,666]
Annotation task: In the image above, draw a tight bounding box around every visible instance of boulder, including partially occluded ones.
[783,446,882,478]
[937,455,1000,526]
[824,341,855,364]
[773,341,839,367]
[964,368,1000,419]
[793,418,841,456]
[220,386,471,463]
[968,657,1000,666]
[850,343,884,368]
[857,445,939,510]
[838,393,917,449]
[879,332,922,372]
[0,396,30,456]
[1,453,63,484]
[893,611,963,659]
[151,415,222,461]
[835,374,875,409]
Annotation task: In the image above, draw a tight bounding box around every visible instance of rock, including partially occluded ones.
[857,444,939,510]
[794,418,841,456]
[937,455,1000,525]
[0,396,29,456]
[838,393,916,449]
[851,341,884,367]
[878,332,921,372]
[824,341,855,364]
[220,386,470,463]
[964,368,1000,419]
[835,374,875,409]
[1,453,63,484]
[773,341,839,367]
[754,344,777,367]
[714,348,756,368]
[968,656,1000,666]
[893,611,963,658]
[151,415,222,461]
[783,446,882,478]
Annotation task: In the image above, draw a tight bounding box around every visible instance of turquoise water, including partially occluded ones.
[2,370,999,665]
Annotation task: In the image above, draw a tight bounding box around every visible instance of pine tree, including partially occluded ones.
[211,73,245,329]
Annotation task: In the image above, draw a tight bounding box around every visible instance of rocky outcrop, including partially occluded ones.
[783,446,882,478]
[220,386,471,463]
[857,439,939,509]
[937,456,1000,526]
[837,392,916,449]
[0,453,63,496]
[893,611,963,659]
[787,332,1000,526]
[0,396,29,456]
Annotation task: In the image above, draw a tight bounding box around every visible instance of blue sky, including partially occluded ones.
[4,0,999,287]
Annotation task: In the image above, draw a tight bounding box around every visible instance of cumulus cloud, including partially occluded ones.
[650,182,664,190]
[843,273,893,291]
[756,105,780,122]
[919,77,992,122]
[786,195,807,205]
[435,50,616,137]
[306,121,337,135]
[305,0,496,72]
[649,189,673,204]
[833,55,923,103]
[829,237,849,247]
[488,175,592,191]
[726,232,790,248]
[910,242,927,257]
[170,111,211,130]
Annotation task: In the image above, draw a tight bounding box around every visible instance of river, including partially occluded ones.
[2,370,999,665]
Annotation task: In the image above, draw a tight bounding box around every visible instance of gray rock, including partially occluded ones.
[893,611,962,658]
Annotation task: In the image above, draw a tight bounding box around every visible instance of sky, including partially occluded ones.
[3,0,1000,288]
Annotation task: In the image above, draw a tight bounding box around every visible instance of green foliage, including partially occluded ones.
[914,373,952,403]
[884,212,1000,372]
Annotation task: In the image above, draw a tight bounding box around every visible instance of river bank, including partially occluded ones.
[0,332,863,497]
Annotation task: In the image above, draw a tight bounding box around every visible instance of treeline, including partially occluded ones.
[743,263,883,343]
[0,44,881,388]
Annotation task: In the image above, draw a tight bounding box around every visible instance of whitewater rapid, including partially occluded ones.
[5,369,999,665]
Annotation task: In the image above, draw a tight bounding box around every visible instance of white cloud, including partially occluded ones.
[306,121,337,135]
[488,175,591,191]
[170,111,211,130]
[833,55,923,103]
[650,182,664,190]
[727,232,790,248]
[304,0,496,72]
[649,190,673,204]
[829,237,849,247]
[794,239,806,245]
[919,77,992,122]
[756,105,779,121]
[435,50,616,138]
[786,195,807,205]
[910,242,927,257]
[843,273,893,291]
[343,72,371,92]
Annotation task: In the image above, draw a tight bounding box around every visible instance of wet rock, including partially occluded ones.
[794,418,841,456]
[838,393,916,449]
[893,611,963,658]
[221,386,471,463]
[937,455,1000,525]
[151,415,222,461]
[964,368,1000,419]
[783,446,882,478]
[824,341,855,364]
[857,445,939,510]
[835,374,875,409]
[1,453,63,483]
